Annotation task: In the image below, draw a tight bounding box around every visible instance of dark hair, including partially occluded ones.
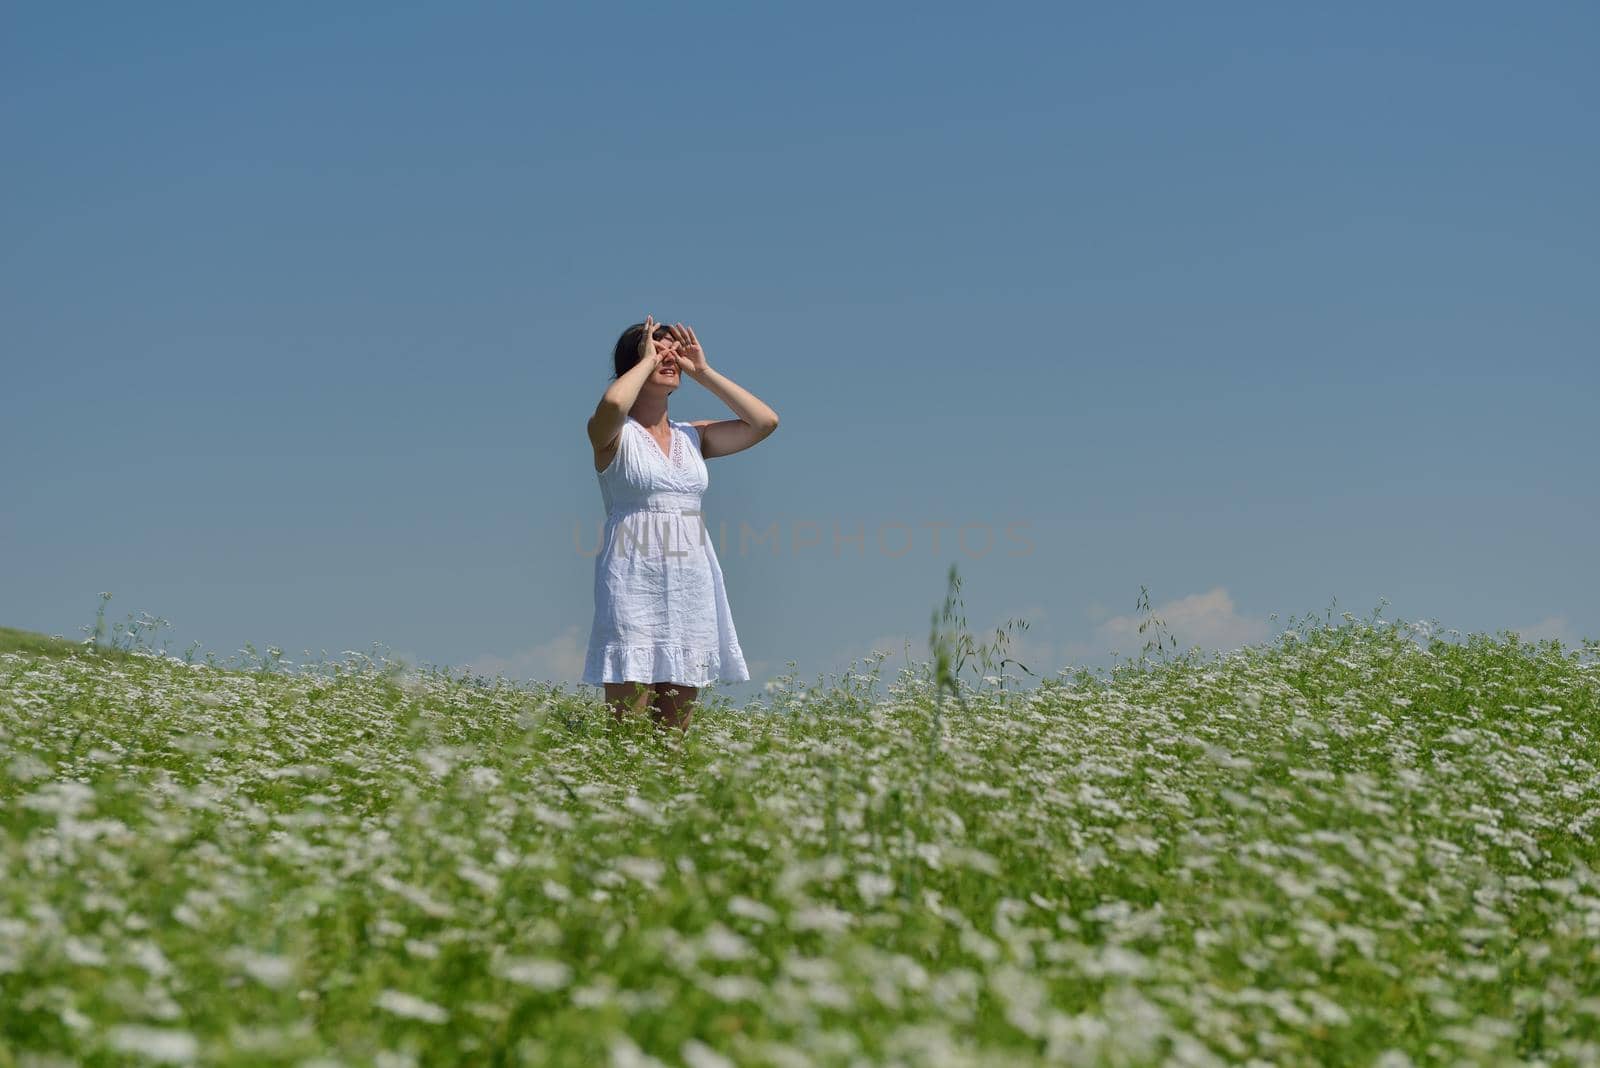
[611,321,672,380]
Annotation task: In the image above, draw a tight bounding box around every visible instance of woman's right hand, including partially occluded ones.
[638,315,662,368]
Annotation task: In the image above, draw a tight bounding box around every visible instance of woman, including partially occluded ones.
[582,316,780,730]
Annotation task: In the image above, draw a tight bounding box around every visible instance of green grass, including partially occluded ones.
[1,611,1597,1066]
[0,625,142,666]
[0,626,89,659]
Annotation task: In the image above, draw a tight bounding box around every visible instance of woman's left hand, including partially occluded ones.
[669,323,711,379]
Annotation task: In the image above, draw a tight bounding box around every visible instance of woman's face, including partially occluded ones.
[648,328,681,388]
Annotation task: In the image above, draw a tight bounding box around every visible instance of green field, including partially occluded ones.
[0,626,108,661]
[2,611,1597,1066]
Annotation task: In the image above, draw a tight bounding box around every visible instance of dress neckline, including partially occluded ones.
[631,417,679,465]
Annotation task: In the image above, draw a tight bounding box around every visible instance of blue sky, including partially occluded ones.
[4,2,1596,701]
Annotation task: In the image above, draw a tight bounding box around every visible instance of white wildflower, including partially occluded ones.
[614,856,665,888]
[727,895,778,924]
[699,923,752,961]
[609,1033,668,1068]
[457,863,501,897]
[856,872,894,905]
[495,957,572,991]
[374,990,448,1024]
[789,905,854,935]
[681,1038,737,1068]
[233,950,294,988]
[105,1026,199,1063]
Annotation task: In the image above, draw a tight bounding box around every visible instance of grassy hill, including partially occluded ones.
[0,625,93,659]
[0,625,148,666]
[1,616,1597,1065]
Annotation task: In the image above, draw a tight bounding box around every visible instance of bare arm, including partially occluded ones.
[586,318,662,451]
[669,323,779,460]
[689,365,779,433]
[685,368,780,459]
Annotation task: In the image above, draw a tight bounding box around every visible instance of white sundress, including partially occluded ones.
[581,416,750,688]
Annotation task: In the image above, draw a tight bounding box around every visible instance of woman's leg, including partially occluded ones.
[651,682,700,731]
[604,681,654,723]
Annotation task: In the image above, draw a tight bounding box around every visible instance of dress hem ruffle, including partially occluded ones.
[581,641,750,687]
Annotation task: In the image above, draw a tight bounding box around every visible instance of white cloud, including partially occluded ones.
[978,624,1054,679]
[469,625,587,684]
[819,634,920,679]
[1511,615,1583,647]
[844,616,1054,680]
[1095,587,1269,656]
[863,633,920,660]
